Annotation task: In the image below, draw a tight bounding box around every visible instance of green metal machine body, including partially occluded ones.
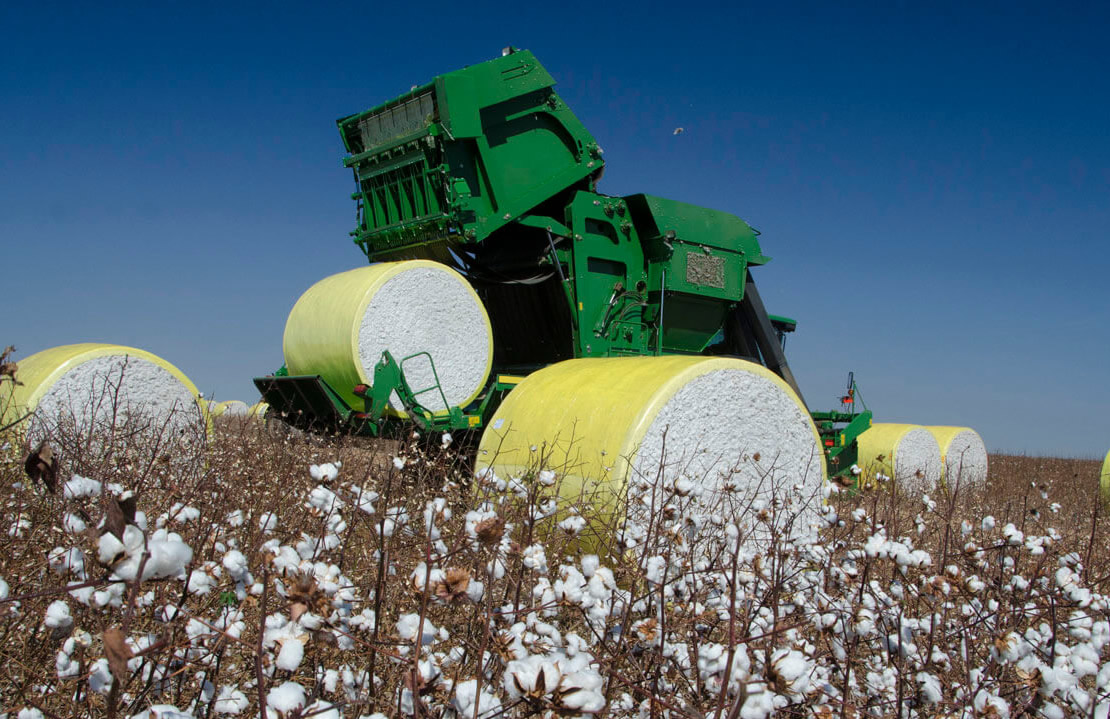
[256,48,868,477]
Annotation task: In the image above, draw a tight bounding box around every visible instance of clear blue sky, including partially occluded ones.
[2,2,1107,457]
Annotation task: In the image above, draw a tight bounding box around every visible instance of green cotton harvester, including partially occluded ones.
[257,48,985,490]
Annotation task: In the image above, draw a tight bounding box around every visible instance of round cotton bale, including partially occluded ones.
[925,426,988,489]
[248,401,270,422]
[0,343,203,445]
[477,356,825,537]
[1101,449,1110,507]
[283,261,493,414]
[217,400,250,417]
[857,423,942,492]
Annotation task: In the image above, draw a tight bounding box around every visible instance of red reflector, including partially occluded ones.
[824,439,834,447]
[353,384,369,395]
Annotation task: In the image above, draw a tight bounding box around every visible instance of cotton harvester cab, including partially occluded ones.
[255,48,871,480]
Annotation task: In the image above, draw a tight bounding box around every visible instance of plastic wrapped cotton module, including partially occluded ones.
[1101,449,1110,507]
[857,423,942,492]
[477,355,825,535]
[1,343,203,443]
[283,261,493,413]
[926,425,988,488]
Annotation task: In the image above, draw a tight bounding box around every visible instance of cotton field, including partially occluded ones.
[0,410,1107,719]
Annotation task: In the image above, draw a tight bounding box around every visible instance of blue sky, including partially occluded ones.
[2,2,1107,457]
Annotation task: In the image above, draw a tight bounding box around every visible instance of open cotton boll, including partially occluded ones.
[44,600,72,629]
[1,344,203,444]
[99,526,193,580]
[130,705,197,719]
[283,261,493,413]
[926,426,988,488]
[309,462,340,482]
[266,681,306,715]
[276,637,305,671]
[63,474,102,499]
[213,686,249,715]
[452,679,502,719]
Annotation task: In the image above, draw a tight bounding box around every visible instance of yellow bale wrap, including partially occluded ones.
[1101,449,1110,506]
[282,261,493,413]
[0,343,202,442]
[925,425,988,487]
[857,423,942,490]
[477,355,824,520]
[248,401,270,421]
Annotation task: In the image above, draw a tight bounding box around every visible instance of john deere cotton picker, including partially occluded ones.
[257,48,894,502]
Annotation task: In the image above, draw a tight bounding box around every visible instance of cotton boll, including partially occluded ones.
[213,685,249,715]
[522,544,548,573]
[132,706,197,719]
[310,463,340,482]
[63,474,102,499]
[48,546,86,578]
[452,679,502,719]
[222,550,249,581]
[44,600,72,629]
[266,681,306,714]
[87,657,113,694]
[302,702,341,719]
[276,638,305,671]
[63,512,87,533]
[259,512,279,533]
[56,638,81,679]
[558,515,586,534]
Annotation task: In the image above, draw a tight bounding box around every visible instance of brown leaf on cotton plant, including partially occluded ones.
[24,441,58,493]
[103,627,134,681]
[103,494,139,541]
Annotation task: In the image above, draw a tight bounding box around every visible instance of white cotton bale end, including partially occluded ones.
[477,356,825,537]
[217,400,250,417]
[282,261,493,414]
[857,423,942,492]
[0,343,203,444]
[925,426,988,489]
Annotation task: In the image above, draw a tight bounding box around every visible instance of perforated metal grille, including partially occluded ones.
[358,91,435,148]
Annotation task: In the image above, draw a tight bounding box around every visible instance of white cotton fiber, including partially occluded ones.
[858,424,942,492]
[357,266,490,410]
[926,426,988,488]
[283,261,492,413]
[275,638,304,671]
[217,400,250,418]
[2,344,203,445]
[478,356,825,541]
[266,682,306,714]
[634,368,824,501]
